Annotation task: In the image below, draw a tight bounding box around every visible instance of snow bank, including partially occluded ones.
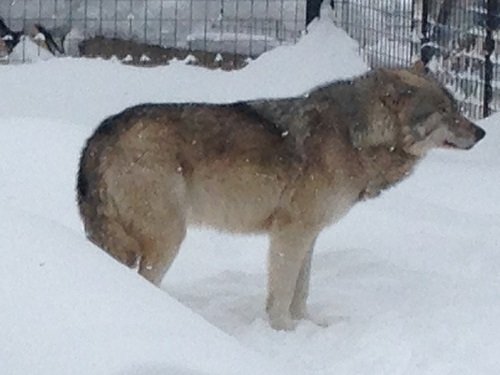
[1,209,282,375]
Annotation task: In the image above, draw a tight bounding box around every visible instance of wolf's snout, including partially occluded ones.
[474,126,486,142]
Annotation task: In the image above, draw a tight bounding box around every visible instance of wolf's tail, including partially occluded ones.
[77,113,141,267]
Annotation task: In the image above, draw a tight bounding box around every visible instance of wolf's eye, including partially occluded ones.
[439,107,448,114]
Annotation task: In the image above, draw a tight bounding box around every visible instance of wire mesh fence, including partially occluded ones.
[330,0,499,119]
[331,0,417,68]
[1,0,499,118]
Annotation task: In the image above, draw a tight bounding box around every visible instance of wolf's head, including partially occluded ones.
[363,64,485,157]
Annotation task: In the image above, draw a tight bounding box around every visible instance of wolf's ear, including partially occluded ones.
[409,60,427,75]
[377,70,414,110]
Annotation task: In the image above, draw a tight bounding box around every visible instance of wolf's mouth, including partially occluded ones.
[443,140,459,149]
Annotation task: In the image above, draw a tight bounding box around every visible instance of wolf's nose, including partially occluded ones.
[474,126,486,142]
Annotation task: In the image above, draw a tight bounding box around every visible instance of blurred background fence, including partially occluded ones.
[1,0,499,118]
[0,0,305,64]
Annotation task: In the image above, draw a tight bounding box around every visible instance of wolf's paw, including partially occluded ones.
[270,317,297,331]
[289,303,308,320]
[268,313,297,331]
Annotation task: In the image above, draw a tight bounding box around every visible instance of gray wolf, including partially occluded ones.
[77,63,485,330]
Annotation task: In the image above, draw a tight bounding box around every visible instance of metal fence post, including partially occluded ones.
[306,0,334,26]
[306,0,323,25]
[411,0,417,59]
[420,0,432,65]
[483,0,497,118]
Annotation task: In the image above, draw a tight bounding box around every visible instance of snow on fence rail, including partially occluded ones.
[1,0,499,119]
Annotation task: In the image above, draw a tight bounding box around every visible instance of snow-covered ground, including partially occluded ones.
[1,18,500,375]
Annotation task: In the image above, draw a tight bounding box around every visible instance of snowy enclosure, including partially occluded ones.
[2,18,500,375]
[0,0,305,56]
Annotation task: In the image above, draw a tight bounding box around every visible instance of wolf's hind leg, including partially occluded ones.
[136,205,187,286]
[104,162,188,286]
[87,218,143,269]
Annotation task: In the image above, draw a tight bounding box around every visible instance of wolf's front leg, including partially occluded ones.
[266,228,318,330]
[289,238,316,320]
